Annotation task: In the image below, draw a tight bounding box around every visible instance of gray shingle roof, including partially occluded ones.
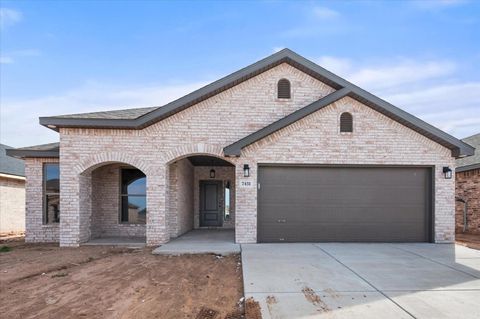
[456,133,480,170]
[0,144,25,177]
[6,142,59,159]
[38,49,474,158]
[54,106,158,120]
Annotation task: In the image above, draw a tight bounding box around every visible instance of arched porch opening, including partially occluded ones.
[167,154,236,241]
[79,161,148,245]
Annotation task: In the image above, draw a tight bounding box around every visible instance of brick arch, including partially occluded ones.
[74,152,151,176]
[163,143,235,165]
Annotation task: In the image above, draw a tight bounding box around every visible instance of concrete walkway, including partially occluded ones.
[153,229,240,256]
[83,237,146,248]
[241,243,480,318]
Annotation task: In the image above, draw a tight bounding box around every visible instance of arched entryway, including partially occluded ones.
[167,155,236,240]
[77,161,148,245]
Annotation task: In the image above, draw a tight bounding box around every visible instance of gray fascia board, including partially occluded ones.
[39,117,139,130]
[456,162,480,173]
[6,149,59,159]
[224,88,351,156]
[346,87,475,157]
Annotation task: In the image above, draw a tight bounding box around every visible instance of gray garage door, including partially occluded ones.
[257,166,432,243]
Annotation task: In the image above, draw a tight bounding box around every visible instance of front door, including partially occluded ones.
[200,180,223,227]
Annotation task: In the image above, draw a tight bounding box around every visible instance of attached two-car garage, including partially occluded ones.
[257,166,433,243]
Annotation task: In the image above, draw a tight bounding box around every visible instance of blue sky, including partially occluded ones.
[1,0,479,147]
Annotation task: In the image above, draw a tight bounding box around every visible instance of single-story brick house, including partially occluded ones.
[455,133,480,233]
[7,49,474,247]
[0,144,26,234]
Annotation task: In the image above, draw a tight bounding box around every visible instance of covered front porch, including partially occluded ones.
[78,153,237,246]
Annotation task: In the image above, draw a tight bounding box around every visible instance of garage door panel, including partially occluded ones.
[257,166,431,243]
[258,206,426,224]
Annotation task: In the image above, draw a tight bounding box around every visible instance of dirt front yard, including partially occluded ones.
[0,239,244,319]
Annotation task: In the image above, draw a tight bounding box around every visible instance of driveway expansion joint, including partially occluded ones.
[312,244,418,319]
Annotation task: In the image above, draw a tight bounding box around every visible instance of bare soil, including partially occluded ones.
[0,238,244,319]
[456,232,480,250]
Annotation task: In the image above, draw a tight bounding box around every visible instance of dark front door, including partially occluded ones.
[200,180,223,227]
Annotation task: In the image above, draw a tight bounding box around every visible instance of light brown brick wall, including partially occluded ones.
[24,63,456,245]
[91,164,146,238]
[236,96,455,243]
[0,176,25,233]
[24,157,59,242]
[168,158,194,238]
[455,169,480,234]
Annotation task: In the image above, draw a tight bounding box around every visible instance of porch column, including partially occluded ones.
[146,165,170,246]
[235,161,257,244]
[59,165,92,247]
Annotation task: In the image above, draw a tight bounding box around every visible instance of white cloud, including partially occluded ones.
[0,56,14,64]
[0,8,22,30]
[0,81,208,147]
[272,47,285,53]
[0,49,41,64]
[316,55,480,139]
[312,7,340,19]
[282,6,345,38]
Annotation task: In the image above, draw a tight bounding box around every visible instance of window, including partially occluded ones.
[224,181,231,220]
[277,78,291,99]
[44,163,60,224]
[120,169,146,224]
[340,112,353,132]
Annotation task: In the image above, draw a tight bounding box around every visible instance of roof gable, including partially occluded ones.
[38,48,473,157]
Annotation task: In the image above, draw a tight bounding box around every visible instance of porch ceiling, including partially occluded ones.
[187,155,234,167]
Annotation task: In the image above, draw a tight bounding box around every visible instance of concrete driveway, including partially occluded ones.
[241,243,480,319]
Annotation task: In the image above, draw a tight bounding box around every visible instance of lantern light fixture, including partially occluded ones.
[443,166,452,179]
[210,169,216,179]
[243,164,250,177]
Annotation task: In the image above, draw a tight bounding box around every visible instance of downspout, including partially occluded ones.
[456,197,468,232]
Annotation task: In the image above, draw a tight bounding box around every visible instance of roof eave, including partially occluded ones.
[6,149,59,159]
[39,116,141,131]
[456,162,480,173]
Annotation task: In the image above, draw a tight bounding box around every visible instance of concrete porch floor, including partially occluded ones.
[83,237,146,248]
[153,229,240,256]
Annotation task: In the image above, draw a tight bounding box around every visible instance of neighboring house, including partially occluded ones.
[455,133,480,234]
[0,144,26,234]
[6,49,474,247]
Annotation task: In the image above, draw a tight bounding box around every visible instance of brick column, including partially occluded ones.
[235,161,257,243]
[59,164,92,247]
[146,166,170,246]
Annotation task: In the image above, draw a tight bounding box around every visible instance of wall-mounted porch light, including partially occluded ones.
[210,169,216,179]
[243,164,250,177]
[443,166,452,179]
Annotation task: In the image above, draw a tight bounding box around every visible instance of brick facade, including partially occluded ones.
[23,63,456,246]
[168,158,194,238]
[0,176,25,233]
[24,157,59,242]
[91,164,146,238]
[455,169,480,233]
